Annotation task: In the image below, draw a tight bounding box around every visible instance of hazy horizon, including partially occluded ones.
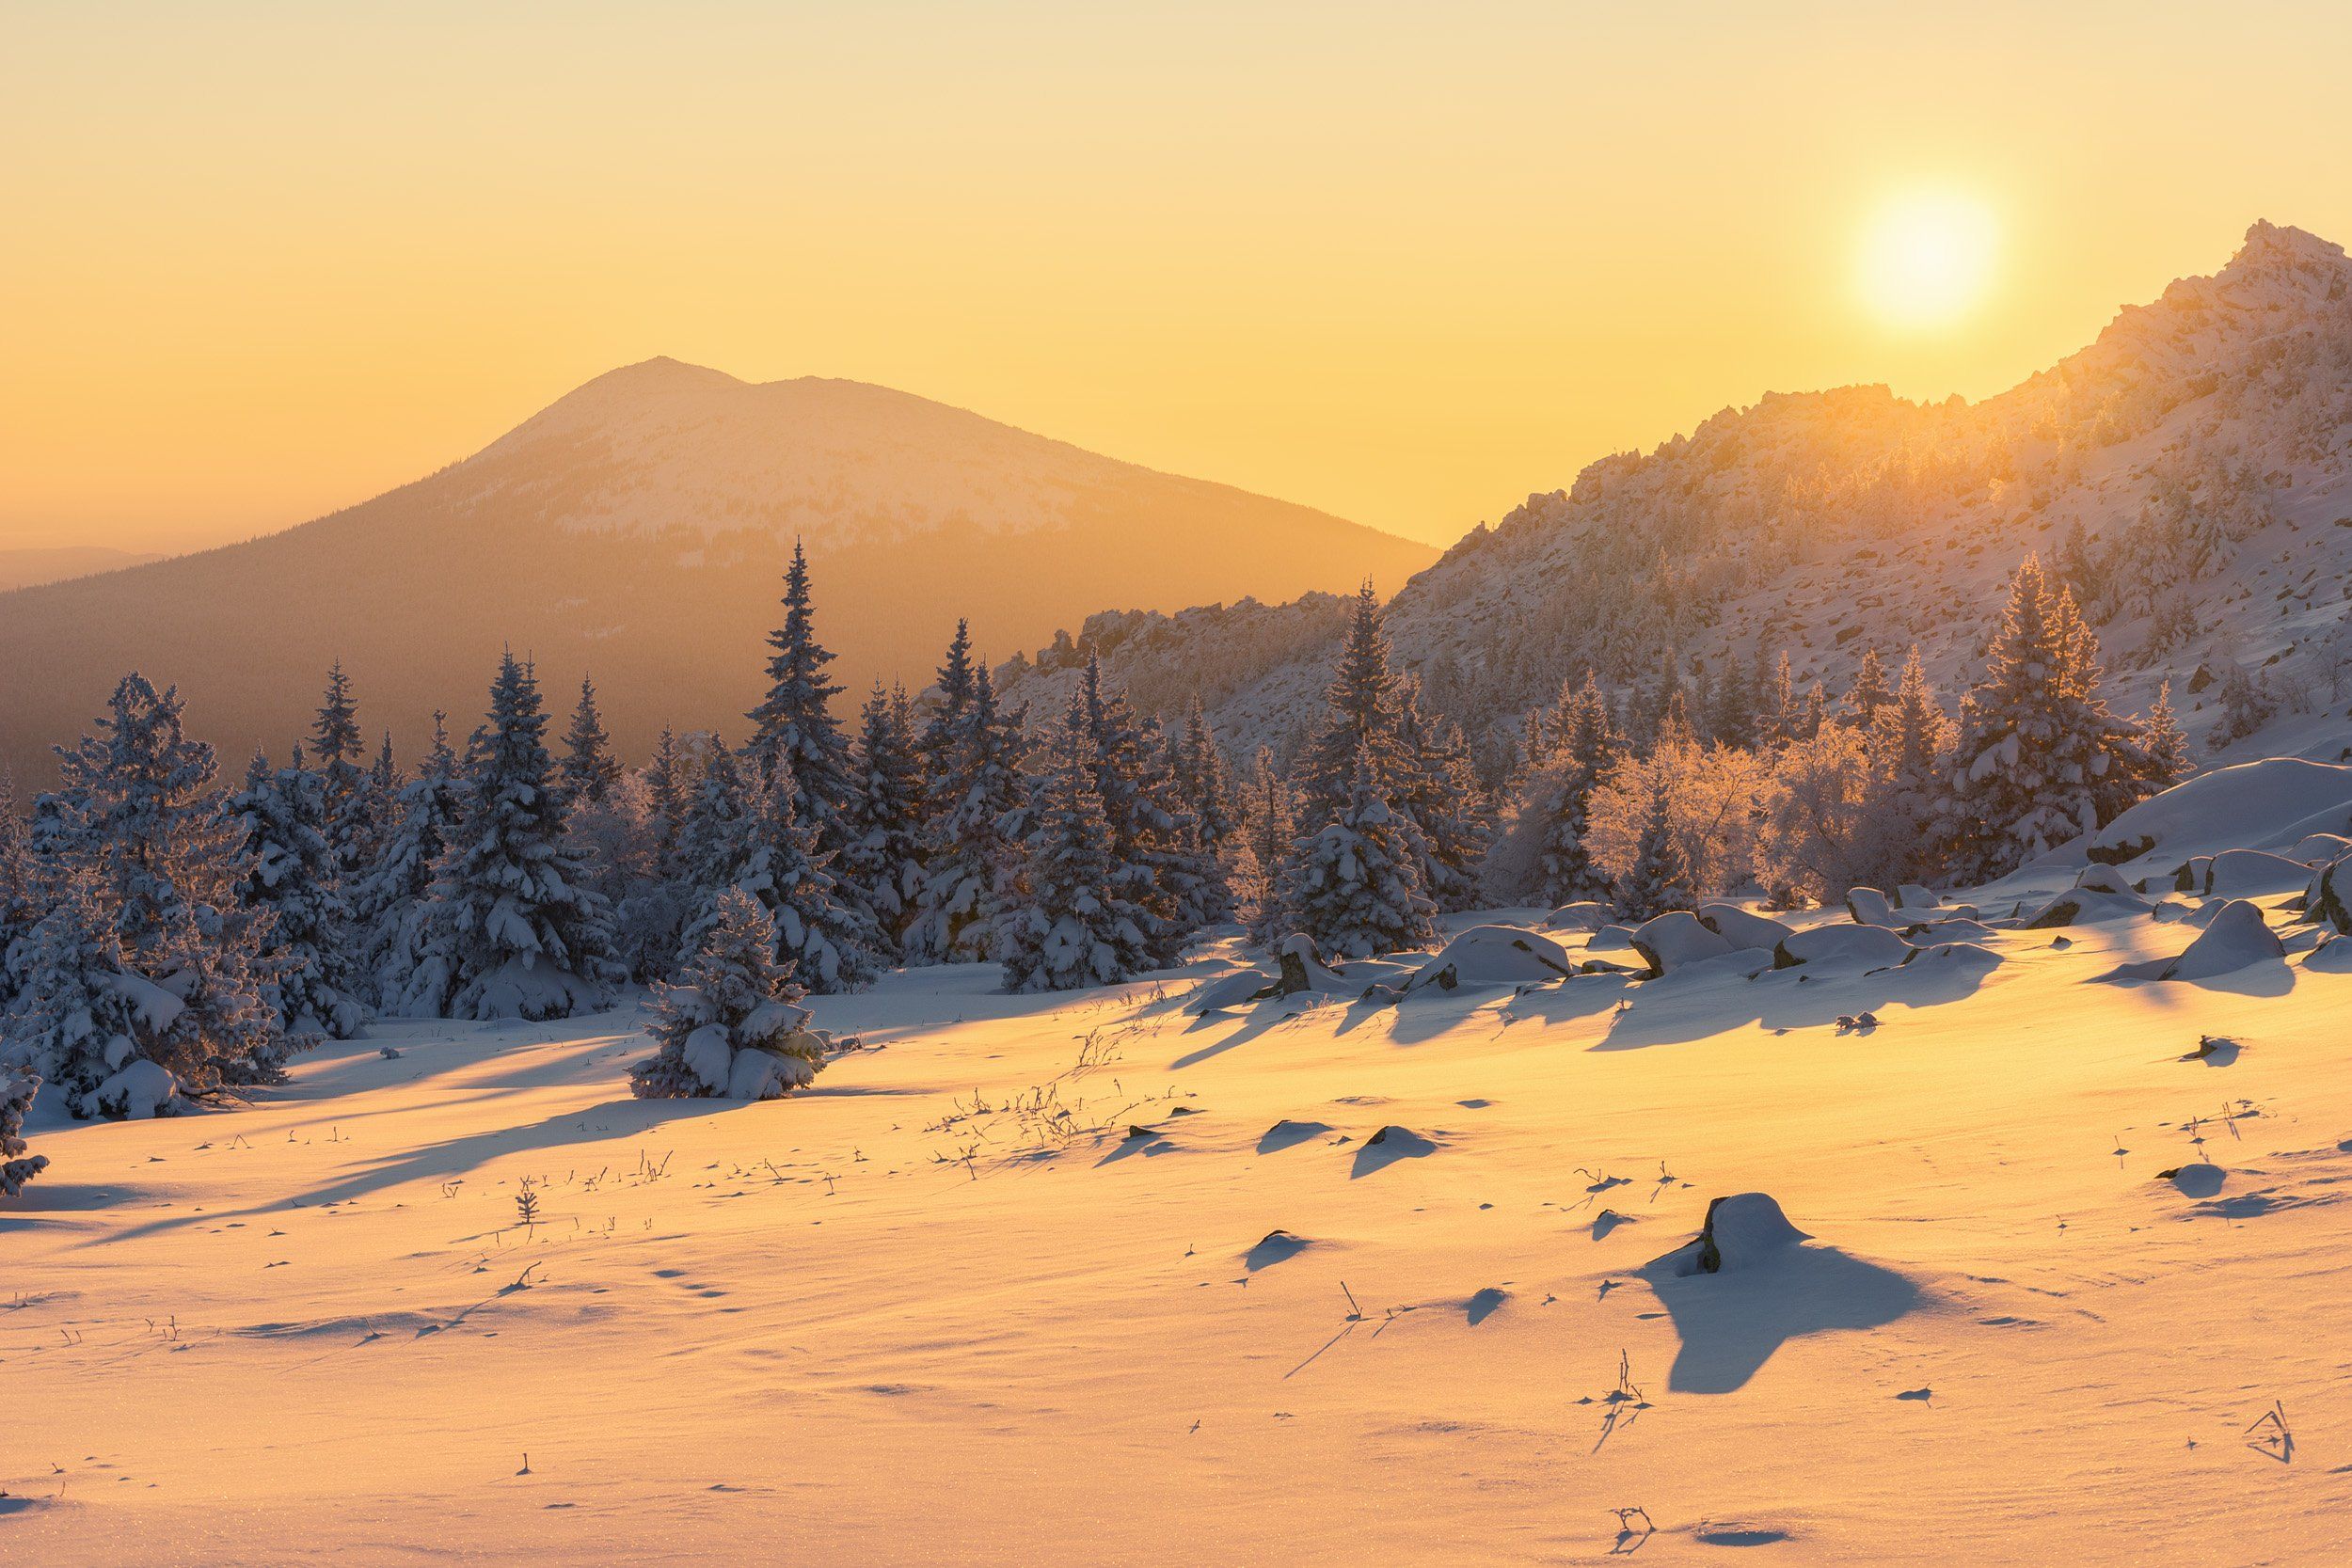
[9,2,2352,554]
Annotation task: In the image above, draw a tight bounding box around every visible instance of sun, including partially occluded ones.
[1856,191,1999,330]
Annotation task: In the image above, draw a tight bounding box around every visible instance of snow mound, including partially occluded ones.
[1696,904,1796,951]
[2073,864,2138,897]
[1584,925,1639,953]
[1649,1193,1813,1277]
[2302,933,2352,972]
[1543,901,1613,932]
[1189,967,1280,1014]
[2291,832,2352,863]
[1772,925,1911,973]
[1629,912,1735,977]
[1898,941,2002,974]
[1406,927,1575,992]
[2090,759,2352,867]
[1899,917,1997,943]
[2159,900,2286,981]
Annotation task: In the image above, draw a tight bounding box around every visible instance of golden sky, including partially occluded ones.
[5,1,2347,552]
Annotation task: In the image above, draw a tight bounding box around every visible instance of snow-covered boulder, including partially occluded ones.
[2291,832,2352,863]
[1543,901,1613,932]
[2073,863,2137,897]
[1260,934,1356,999]
[1897,941,2001,975]
[1629,911,1734,977]
[2090,758,2352,867]
[1772,925,1911,972]
[2201,849,2312,899]
[2020,887,2149,928]
[2306,855,2352,933]
[1189,966,1279,1013]
[1894,885,1942,910]
[2158,900,2286,981]
[1695,904,1796,951]
[1648,1193,1811,1277]
[1898,917,1997,943]
[1405,927,1575,992]
[1844,888,1903,927]
[1584,925,1639,953]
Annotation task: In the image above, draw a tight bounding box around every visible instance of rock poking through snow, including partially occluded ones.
[1650,1193,1812,1277]
[2158,899,2286,981]
[1405,926,1575,993]
[1629,911,1734,978]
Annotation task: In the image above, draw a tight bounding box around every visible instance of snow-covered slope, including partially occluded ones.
[0,361,1434,785]
[10,871,2352,1562]
[1006,222,2352,768]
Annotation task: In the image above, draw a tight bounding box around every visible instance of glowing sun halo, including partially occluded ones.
[1856,191,1998,330]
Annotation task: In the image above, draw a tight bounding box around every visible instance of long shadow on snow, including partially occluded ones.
[1639,1244,1923,1393]
[1552,951,1998,1053]
[87,1096,722,1247]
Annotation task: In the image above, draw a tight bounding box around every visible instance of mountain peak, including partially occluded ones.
[2210,218,2350,301]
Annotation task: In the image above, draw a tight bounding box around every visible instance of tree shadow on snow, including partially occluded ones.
[1637,1243,1922,1394]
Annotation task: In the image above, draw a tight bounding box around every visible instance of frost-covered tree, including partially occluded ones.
[354,712,463,1006]
[1394,676,1492,911]
[1168,696,1243,853]
[644,726,688,872]
[2205,662,2279,751]
[1709,655,1759,752]
[744,541,857,855]
[841,682,926,956]
[1937,557,2152,881]
[907,663,1028,964]
[1000,707,1150,992]
[1076,658,1216,962]
[402,654,619,1021]
[361,732,402,864]
[1,1064,45,1196]
[38,674,292,1106]
[230,746,365,1038]
[1865,647,1953,886]
[681,757,881,994]
[1275,749,1436,959]
[1613,777,1692,920]
[1588,734,1769,903]
[560,674,621,806]
[566,768,684,985]
[2142,680,2194,786]
[629,887,828,1101]
[1295,581,1415,819]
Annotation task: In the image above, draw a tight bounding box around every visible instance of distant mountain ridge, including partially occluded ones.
[0,546,164,594]
[0,362,1435,785]
[1002,221,2352,771]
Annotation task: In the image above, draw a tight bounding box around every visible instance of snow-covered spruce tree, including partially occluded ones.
[230,746,365,1038]
[1295,580,1416,821]
[1534,673,1616,905]
[310,661,368,846]
[907,662,1028,964]
[1238,745,1298,943]
[1076,657,1216,962]
[2205,662,2279,751]
[628,886,828,1101]
[355,712,463,1007]
[1,1063,45,1196]
[1169,696,1243,854]
[681,757,881,994]
[560,674,621,806]
[645,725,689,876]
[1275,749,1436,960]
[40,674,293,1106]
[404,654,620,1021]
[1937,557,2152,882]
[1865,647,1953,885]
[0,770,44,1010]
[743,541,858,856]
[565,765,681,985]
[3,867,192,1119]
[1613,776,1692,921]
[1394,675,1491,912]
[1000,706,1151,992]
[1839,647,1892,730]
[360,732,401,865]
[1709,655,1758,752]
[840,682,926,957]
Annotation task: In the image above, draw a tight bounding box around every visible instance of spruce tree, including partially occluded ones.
[407,654,619,1021]
[744,540,857,854]
[1296,581,1414,818]
[1535,673,1617,905]
[1613,779,1692,921]
[1,1064,45,1196]
[0,771,42,1010]
[1938,558,2151,881]
[645,725,688,876]
[1275,748,1436,958]
[2142,680,2194,787]
[1076,658,1215,962]
[40,673,291,1103]
[1867,647,1951,882]
[1239,746,1298,942]
[1711,656,1758,751]
[1840,647,1893,730]
[231,745,365,1038]
[1000,707,1150,992]
[561,674,621,805]
[841,682,926,956]
[1169,696,1243,853]
[358,712,465,1009]
[907,663,1027,963]
[629,886,827,1101]
[1394,676,1491,912]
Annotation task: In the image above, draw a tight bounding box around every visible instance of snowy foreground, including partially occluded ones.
[11,876,2352,1560]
